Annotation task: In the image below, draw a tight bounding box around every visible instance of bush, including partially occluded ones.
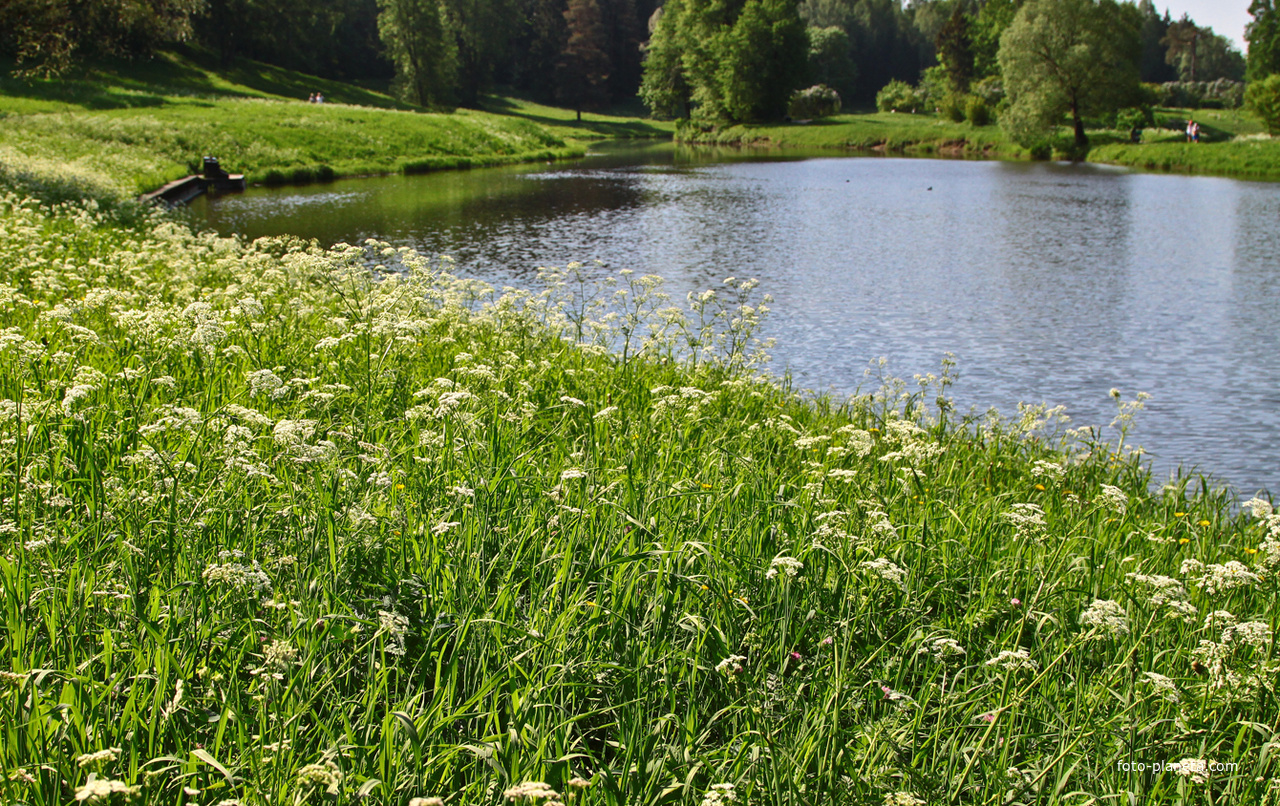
[1246,74,1280,135]
[875,79,925,113]
[971,76,1005,107]
[939,94,965,122]
[965,95,992,126]
[788,84,842,119]
[1154,79,1245,109]
[262,169,287,186]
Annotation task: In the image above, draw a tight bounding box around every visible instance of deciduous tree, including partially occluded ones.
[376,0,457,108]
[557,0,611,119]
[1247,0,1280,81]
[997,0,1140,151]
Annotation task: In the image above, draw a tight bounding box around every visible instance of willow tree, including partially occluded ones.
[997,0,1139,150]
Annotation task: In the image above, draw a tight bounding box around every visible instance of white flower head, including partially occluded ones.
[765,555,803,580]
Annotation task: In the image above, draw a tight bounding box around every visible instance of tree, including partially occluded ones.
[557,0,611,119]
[1247,0,1280,82]
[807,25,856,101]
[639,0,806,122]
[443,0,516,106]
[1246,72,1280,132]
[1162,15,1203,83]
[719,0,809,121]
[971,0,1020,78]
[376,0,457,108]
[934,1,974,93]
[997,0,1140,151]
[1136,0,1177,82]
[639,3,691,117]
[1,0,202,76]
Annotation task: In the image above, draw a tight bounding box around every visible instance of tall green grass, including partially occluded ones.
[0,183,1277,806]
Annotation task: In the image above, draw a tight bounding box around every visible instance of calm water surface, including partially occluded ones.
[193,143,1280,496]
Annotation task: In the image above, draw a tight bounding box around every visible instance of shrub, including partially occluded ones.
[788,84,842,119]
[1155,79,1245,109]
[262,169,287,186]
[939,94,965,122]
[876,79,924,113]
[1246,74,1280,135]
[971,76,1004,107]
[965,95,992,126]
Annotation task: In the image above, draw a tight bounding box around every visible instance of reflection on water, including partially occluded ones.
[193,144,1280,495]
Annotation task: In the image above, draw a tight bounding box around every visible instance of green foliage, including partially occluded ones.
[640,0,807,122]
[964,93,991,125]
[1155,79,1245,110]
[806,25,856,102]
[638,3,690,118]
[376,0,457,108]
[971,0,1019,78]
[0,0,202,76]
[800,0,930,103]
[1246,72,1280,133]
[719,0,810,121]
[875,78,925,112]
[788,83,841,118]
[1247,0,1280,82]
[556,0,612,117]
[934,0,974,93]
[939,93,965,122]
[998,0,1141,149]
[3,179,1280,804]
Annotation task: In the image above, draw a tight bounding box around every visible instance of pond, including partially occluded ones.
[192,142,1280,497]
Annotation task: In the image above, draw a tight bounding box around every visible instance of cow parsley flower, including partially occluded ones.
[1079,599,1129,637]
[985,648,1039,673]
[765,556,803,580]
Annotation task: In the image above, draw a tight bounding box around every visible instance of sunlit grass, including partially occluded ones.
[1,170,1277,805]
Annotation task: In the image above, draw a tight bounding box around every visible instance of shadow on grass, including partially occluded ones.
[0,49,414,112]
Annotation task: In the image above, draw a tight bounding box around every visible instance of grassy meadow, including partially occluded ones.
[1,156,1279,806]
[0,52,583,197]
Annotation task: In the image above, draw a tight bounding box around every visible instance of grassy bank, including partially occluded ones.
[1091,107,1280,180]
[1,166,1278,805]
[677,112,1025,158]
[0,52,583,199]
[678,106,1280,181]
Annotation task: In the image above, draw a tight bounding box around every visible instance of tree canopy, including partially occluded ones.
[998,0,1140,150]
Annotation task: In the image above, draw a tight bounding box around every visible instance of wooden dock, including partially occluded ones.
[139,157,246,206]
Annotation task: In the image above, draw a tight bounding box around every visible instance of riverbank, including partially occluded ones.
[677,106,1280,180]
[0,52,585,201]
[2,168,1278,803]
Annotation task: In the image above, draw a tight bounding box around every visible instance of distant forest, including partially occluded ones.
[0,0,1258,111]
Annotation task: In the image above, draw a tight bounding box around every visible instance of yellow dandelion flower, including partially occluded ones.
[1179,538,1191,545]
[1198,520,1211,527]
[1174,512,1187,518]
[1245,547,1258,555]
[395,483,405,491]
[1034,484,1045,491]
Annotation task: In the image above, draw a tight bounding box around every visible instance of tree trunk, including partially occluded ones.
[1072,104,1088,150]
[577,108,582,121]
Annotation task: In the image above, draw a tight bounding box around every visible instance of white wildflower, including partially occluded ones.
[860,557,907,589]
[1098,484,1128,515]
[700,783,737,806]
[1171,758,1208,784]
[765,556,803,580]
[1030,460,1066,481]
[1003,503,1047,540]
[985,648,1039,673]
[75,748,122,767]
[1142,672,1180,702]
[715,655,746,675]
[1079,599,1129,637]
